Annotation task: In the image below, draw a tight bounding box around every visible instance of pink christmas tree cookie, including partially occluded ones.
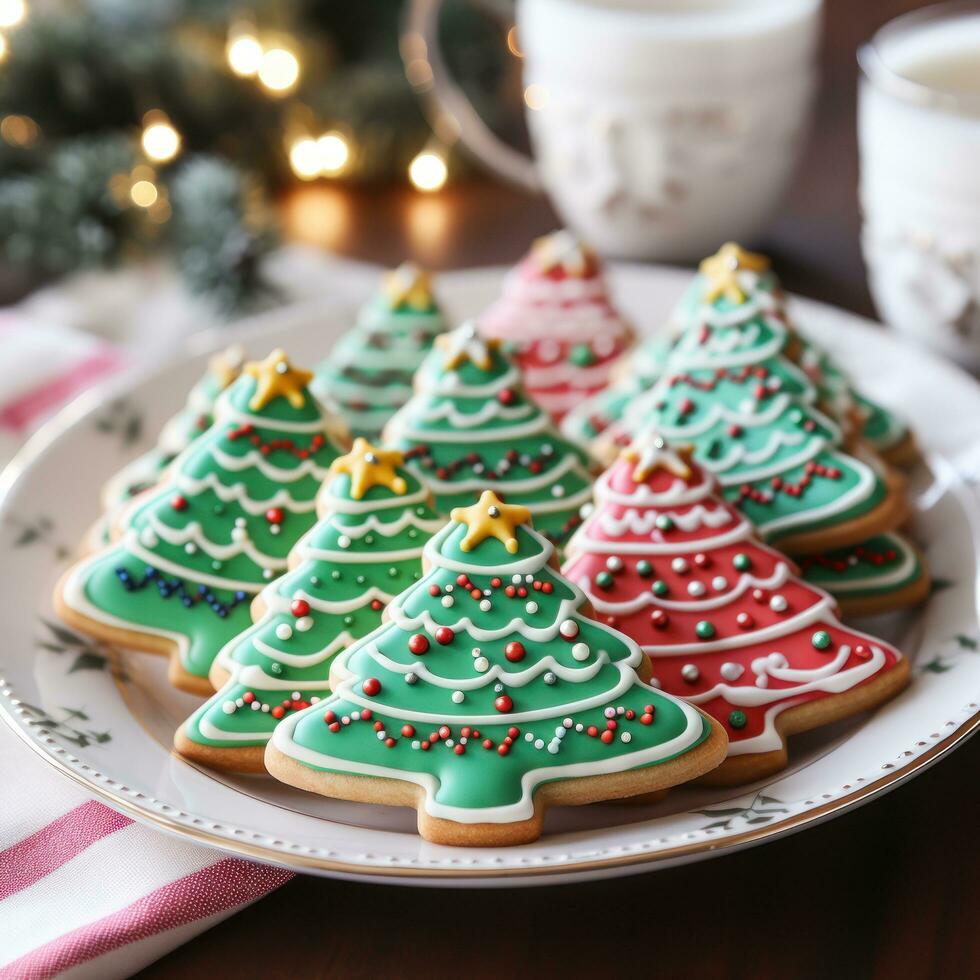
[479,230,633,423]
[562,433,911,785]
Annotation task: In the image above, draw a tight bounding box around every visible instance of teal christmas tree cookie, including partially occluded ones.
[383,322,595,551]
[90,345,246,549]
[175,439,444,772]
[55,350,348,694]
[607,245,908,555]
[313,263,447,440]
[266,491,725,846]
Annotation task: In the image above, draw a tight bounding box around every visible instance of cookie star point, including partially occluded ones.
[243,349,313,412]
[208,343,246,391]
[531,230,596,278]
[435,321,500,371]
[382,262,434,312]
[330,438,408,500]
[699,242,770,304]
[624,433,694,482]
[450,490,531,554]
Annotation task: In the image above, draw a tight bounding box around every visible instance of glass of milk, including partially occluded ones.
[859,2,980,370]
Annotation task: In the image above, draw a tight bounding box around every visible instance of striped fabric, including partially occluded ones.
[0,312,293,978]
[0,734,292,979]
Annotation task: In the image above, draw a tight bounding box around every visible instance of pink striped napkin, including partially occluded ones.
[0,313,292,978]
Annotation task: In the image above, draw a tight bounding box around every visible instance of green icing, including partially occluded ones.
[182,456,443,750]
[274,517,709,816]
[313,283,447,439]
[619,267,892,545]
[798,532,922,597]
[854,393,909,454]
[75,370,345,680]
[387,327,594,550]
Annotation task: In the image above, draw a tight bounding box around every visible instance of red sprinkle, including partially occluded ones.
[435,626,455,645]
[290,598,310,617]
[454,744,465,755]
[271,706,285,719]
[495,694,514,713]
[497,744,510,756]
[408,633,430,655]
[402,724,415,737]
[363,677,381,696]
[505,641,526,663]
[243,691,255,704]
[600,730,615,744]
[265,507,284,525]
[170,495,188,511]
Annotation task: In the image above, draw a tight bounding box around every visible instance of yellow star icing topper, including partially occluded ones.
[243,349,313,412]
[451,490,531,555]
[382,262,434,311]
[208,343,246,391]
[435,321,500,371]
[624,434,694,482]
[330,438,408,500]
[699,242,770,305]
[531,230,595,278]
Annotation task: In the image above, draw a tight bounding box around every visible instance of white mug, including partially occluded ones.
[859,2,980,371]
[404,0,822,261]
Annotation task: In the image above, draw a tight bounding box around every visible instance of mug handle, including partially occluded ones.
[402,0,543,192]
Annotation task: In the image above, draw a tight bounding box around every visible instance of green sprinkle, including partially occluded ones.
[655,515,674,532]
[596,571,614,590]
[695,620,716,639]
[652,579,669,596]
[270,662,283,675]
[733,553,752,572]
[569,343,596,367]
[636,560,653,578]
[811,630,832,651]
[728,710,747,730]
[388,567,399,577]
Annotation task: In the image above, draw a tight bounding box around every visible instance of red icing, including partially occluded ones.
[562,444,905,751]
[478,234,634,422]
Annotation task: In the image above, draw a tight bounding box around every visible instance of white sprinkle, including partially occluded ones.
[235,517,247,528]
[559,619,579,639]
[720,662,744,681]
[769,594,788,613]
[276,623,293,640]
[405,672,418,684]
[291,691,301,700]
[548,741,560,754]
[270,524,281,536]
[604,707,616,719]
[474,657,489,672]
[232,526,247,542]
[575,723,584,732]
[672,557,689,574]
[351,711,360,721]
[184,542,198,555]
[140,529,158,548]
[338,535,351,548]
[526,601,538,614]
[479,599,492,612]
[295,616,314,632]
[681,663,700,683]
[621,732,632,744]
[494,683,504,693]
[572,642,590,662]
[445,584,454,593]
[711,576,728,591]
[441,595,454,608]
[606,556,623,572]
[687,581,706,597]
[563,717,573,728]
[235,697,244,708]
[551,484,565,498]
[412,740,421,750]
[263,569,274,580]
[525,732,534,742]
[222,701,236,714]
[512,574,522,584]
[534,738,545,750]
[262,703,270,712]
[543,672,557,685]
[451,690,464,703]
[251,701,261,711]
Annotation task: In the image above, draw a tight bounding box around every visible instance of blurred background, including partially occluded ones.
[0,0,945,314]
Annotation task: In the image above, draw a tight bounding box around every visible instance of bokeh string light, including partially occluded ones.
[141,113,181,163]
[408,147,448,192]
[0,0,26,29]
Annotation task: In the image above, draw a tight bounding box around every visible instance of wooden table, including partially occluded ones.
[142,2,980,975]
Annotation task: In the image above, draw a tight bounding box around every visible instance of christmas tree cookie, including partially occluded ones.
[313,263,447,440]
[267,491,726,845]
[384,322,595,551]
[175,439,444,772]
[563,435,910,785]
[55,350,348,694]
[605,244,910,555]
[479,231,634,423]
[89,346,247,550]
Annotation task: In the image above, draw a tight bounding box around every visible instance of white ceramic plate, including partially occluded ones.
[3,264,980,887]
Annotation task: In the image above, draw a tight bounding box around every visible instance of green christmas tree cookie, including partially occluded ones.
[383,322,595,551]
[55,350,347,694]
[175,439,444,772]
[313,263,448,440]
[267,491,725,846]
[90,345,246,549]
[608,245,908,555]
